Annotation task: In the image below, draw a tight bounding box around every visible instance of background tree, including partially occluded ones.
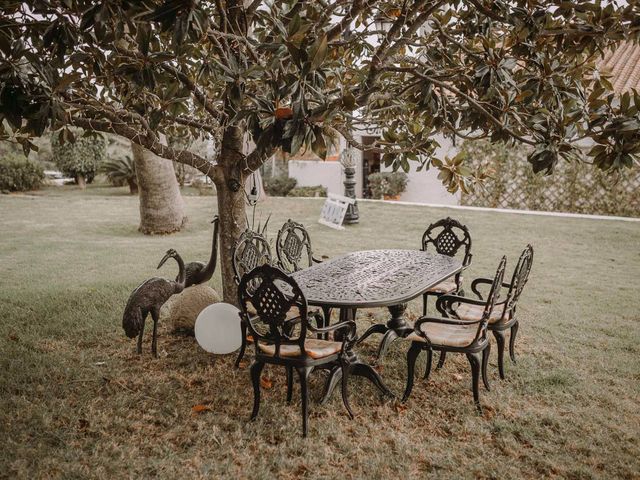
[1,1,639,302]
[101,154,138,194]
[50,130,105,188]
[131,143,187,234]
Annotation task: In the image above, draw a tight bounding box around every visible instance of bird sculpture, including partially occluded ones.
[181,215,219,288]
[122,248,186,357]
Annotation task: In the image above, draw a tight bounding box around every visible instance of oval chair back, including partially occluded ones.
[238,264,308,359]
[276,219,314,274]
[496,244,534,320]
[476,256,507,341]
[421,217,473,267]
[232,229,272,285]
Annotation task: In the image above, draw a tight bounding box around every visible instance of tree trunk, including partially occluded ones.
[132,143,187,234]
[76,174,86,189]
[211,126,248,305]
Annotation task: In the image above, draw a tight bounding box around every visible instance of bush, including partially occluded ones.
[367,171,408,199]
[101,155,138,194]
[0,153,44,192]
[288,185,327,197]
[264,175,297,196]
[51,130,106,187]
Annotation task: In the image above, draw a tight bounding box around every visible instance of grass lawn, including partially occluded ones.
[1,186,639,479]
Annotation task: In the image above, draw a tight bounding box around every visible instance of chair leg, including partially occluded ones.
[492,329,506,379]
[482,343,491,392]
[423,348,433,380]
[509,321,519,364]
[250,361,265,420]
[402,342,422,402]
[466,352,482,414]
[297,366,313,437]
[436,351,447,370]
[340,360,354,419]
[422,293,428,316]
[235,321,247,368]
[286,366,294,404]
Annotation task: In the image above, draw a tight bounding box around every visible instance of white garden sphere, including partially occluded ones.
[194,302,242,354]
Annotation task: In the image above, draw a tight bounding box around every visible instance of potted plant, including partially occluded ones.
[367,171,408,200]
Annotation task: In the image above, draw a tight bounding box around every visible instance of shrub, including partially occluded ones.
[367,171,408,199]
[288,185,327,197]
[51,130,106,188]
[264,174,297,196]
[0,153,44,192]
[101,155,138,194]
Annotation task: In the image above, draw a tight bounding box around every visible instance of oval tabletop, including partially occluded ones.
[291,249,462,309]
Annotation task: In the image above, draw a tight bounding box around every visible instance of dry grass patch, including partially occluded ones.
[1,187,639,479]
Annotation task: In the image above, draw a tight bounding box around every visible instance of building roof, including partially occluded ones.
[599,41,640,94]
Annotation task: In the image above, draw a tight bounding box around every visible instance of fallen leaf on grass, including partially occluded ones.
[191,404,211,414]
[260,377,273,389]
[394,403,408,414]
[238,360,250,369]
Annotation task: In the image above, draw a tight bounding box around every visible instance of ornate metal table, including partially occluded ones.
[291,249,463,403]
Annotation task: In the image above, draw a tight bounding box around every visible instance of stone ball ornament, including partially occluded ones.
[194,303,242,355]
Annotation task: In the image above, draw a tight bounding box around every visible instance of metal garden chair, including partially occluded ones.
[238,264,359,437]
[275,219,323,274]
[233,229,273,367]
[420,217,473,316]
[437,245,534,379]
[402,256,506,413]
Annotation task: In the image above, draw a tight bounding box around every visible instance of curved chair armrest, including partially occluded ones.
[308,319,357,339]
[436,293,486,317]
[471,277,512,299]
[415,315,482,329]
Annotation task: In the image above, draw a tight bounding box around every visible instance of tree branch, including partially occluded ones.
[382,66,537,146]
[68,115,219,178]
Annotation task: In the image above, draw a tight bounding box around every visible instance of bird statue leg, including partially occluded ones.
[151,308,160,358]
[136,313,146,354]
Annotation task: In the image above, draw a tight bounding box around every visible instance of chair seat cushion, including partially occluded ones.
[455,303,509,324]
[427,276,462,294]
[406,321,479,348]
[258,338,342,359]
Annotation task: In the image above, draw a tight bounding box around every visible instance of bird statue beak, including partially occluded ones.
[157,253,171,269]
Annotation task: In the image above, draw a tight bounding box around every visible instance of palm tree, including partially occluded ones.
[101,155,138,194]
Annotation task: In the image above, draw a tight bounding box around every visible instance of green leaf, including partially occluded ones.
[308,34,328,71]
[311,127,327,160]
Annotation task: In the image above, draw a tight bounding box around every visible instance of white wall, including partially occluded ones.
[380,134,460,205]
[288,160,343,195]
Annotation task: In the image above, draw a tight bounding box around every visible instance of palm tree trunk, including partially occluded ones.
[132,143,187,234]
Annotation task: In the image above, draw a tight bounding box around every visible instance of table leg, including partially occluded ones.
[319,352,394,405]
[357,303,414,361]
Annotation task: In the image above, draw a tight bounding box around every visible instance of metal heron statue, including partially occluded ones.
[122,248,186,357]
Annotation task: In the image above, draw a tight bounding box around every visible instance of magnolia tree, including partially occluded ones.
[1,0,639,302]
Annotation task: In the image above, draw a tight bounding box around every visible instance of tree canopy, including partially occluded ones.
[2,0,639,191]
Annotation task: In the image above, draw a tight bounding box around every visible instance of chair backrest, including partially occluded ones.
[482,256,507,323]
[232,229,272,285]
[421,217,472,268]
[276,219,314,273]
[504,244,534,312]
[238,264,308,358]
